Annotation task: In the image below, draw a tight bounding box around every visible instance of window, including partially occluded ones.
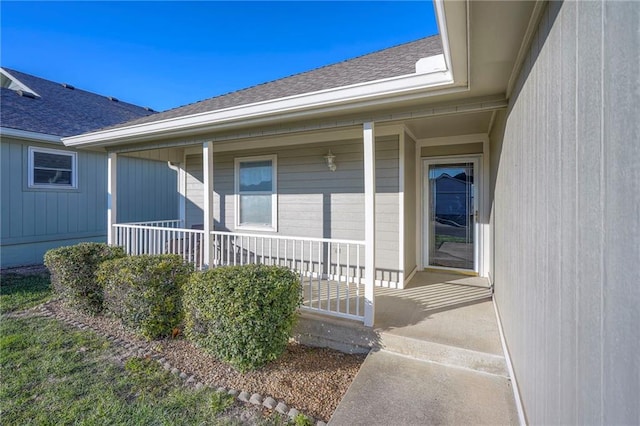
[235,155,277,231]
[28,146,77,189]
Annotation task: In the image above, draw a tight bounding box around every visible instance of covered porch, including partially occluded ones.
[107,123,379,326]
[104,100,502,329]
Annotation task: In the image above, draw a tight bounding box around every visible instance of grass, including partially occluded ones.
[0,272,52,313]
[0,273,290,425]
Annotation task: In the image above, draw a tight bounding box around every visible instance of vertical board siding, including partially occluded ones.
[184,136,402,284]
[116,156,178,224]
[602,2,640,424]
[491,1,640,424]
[0,139,178,268]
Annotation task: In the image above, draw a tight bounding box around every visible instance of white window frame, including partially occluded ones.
[234,154,278,232]
[28,146,78,189]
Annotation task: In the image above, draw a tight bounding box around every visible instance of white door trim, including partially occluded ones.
[421,155,484,276]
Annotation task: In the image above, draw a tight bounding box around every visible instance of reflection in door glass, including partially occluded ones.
[428,163,474,270]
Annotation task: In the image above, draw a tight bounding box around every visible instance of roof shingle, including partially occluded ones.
[102,35,442,131]
[0,68,155,137]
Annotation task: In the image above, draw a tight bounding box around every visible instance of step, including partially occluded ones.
[293,311,377,354]
[377,332,508,377]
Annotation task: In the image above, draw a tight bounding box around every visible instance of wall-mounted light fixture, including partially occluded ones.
[324,150,337,172]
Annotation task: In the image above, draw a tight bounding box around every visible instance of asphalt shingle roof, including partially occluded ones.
[102,35,442,131]
[0,68,156,137]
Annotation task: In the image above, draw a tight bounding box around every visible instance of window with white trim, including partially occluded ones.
[28,146,77,189]
[235,155,277,231]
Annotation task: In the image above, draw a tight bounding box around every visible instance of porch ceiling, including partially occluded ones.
[403,110,493,140]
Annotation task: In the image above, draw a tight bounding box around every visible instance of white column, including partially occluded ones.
[107,152,117,245]
[363,122,376,327]
[203,142,214,268]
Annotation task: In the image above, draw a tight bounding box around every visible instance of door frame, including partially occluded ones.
[421,154,484,275]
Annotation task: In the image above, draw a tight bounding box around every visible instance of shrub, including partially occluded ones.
[44,242,126,314]
[184,264,302,372]
[97,254,193,339]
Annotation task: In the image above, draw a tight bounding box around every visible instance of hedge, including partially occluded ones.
[44,242,126,314]
[184,264,302,372]
[97,254,193,339]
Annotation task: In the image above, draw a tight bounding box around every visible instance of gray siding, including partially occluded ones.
[1,138,107,267]
[116,156,178,223]
[184,136,402,284]
[0,138,177,268]
[185,154,204,228]
[490,2,639,424]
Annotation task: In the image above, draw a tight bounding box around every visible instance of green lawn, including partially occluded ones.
[0,272,52,313]
[0,274,289,425]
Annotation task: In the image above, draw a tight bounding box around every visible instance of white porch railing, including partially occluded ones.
[111,222,367,322]
[211,231,366,322]
[113,222,205,269]
[121,219,184,228]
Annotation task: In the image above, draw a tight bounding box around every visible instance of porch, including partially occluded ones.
[111,220,493,338]
[112,220,370,324]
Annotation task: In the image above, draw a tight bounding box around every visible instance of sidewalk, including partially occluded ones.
[329,349,518,425]
[329,275,519,425]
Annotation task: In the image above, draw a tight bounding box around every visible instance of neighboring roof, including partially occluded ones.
[0,68,156,138]
[102,35,442,131]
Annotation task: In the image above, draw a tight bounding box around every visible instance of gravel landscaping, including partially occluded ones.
[35,298,365,422]
[3,264,366,422]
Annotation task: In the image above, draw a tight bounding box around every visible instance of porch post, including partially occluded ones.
[202,141,214,268]
[107,152,117,245]
[363,122,376,327]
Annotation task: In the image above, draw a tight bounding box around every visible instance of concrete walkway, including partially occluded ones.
[329,272,519,425]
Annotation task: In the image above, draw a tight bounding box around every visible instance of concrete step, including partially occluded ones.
[293,311,377,354]
[377,331,509,377]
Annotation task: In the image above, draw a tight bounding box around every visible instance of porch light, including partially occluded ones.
[324,150,337,171]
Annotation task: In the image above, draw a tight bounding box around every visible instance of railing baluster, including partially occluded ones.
[327,242,332,312]
[346,244,351,315]
[336,243,341,314]
[115,225,366,321]
[317,241,321,310]
[356,244,361,317]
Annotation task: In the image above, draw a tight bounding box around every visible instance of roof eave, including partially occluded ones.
[63,68,461,148]
[0,127,62,143]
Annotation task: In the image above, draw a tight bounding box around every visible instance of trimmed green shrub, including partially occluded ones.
[97,254,193,339]
[184,264,302,372]
[44,242,126,314]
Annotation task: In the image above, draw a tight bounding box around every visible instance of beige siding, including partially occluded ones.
[490,1,639,424]
[420,142,483,157]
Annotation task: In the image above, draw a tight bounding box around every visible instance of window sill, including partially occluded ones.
[235,225,278,233]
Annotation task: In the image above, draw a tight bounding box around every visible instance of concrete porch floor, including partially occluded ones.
[327,271,519,425]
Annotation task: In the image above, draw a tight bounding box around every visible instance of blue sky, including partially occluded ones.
[1,1,438,111]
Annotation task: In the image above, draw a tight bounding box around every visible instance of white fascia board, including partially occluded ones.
[0,127,62,143]
[0,68,41,98]
[63,69,456,148]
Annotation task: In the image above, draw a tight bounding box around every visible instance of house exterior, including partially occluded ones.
[0,68,178,268]
[62,1,639,424]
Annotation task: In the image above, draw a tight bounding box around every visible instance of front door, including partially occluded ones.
[423,158,479,272]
